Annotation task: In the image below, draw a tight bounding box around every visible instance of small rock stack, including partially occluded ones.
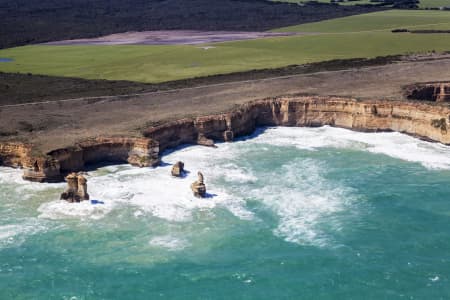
[191,171,207,198]
[171,162,207,197]
[171,161,185,177]
[60,172,90,203]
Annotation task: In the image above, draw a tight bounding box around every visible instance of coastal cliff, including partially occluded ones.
[2,96,450,182]
[0,138,159,182]
[405,82,450,102]
[144,95,450,147]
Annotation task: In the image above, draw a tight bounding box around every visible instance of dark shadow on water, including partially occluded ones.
[180,170,191,178]
[158,161,172,167]
[234,126,270,142]
[160,127,271,158]
[82,160,128,172]
[90,199,105,205]
[203,192,218,199]
[169,170,191,178]
[161,143,196,156]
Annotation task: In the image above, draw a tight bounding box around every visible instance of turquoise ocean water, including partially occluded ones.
[1,126,450,299]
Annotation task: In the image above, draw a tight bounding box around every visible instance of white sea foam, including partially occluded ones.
[34,142,254,221]
[0,167,65,207]
[38,200,114,220]
[0,167,24,184]
[2,126,450,249]
[0,221,47,248]
[250,126,450,170]
[249,158,356,247]
[0,224,21,240]
[430,276,440,282]
[149,235,189,251]
[0,167,63,192]
[217,163,257,183]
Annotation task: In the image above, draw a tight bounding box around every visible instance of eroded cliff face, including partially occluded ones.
[47,137,160,173]
[405,82,450,102]
[2,96,450,182]
[1,137,159,182]
[144,96,450,146]
[0,142,33,167]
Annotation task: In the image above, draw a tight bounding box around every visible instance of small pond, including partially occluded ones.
[0,58,13,62]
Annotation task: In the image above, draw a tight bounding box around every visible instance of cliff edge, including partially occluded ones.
[2,96,450,182]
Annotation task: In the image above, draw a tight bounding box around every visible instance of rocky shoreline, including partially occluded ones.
[1,95,450,182]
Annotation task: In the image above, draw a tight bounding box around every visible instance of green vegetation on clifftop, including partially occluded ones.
[0,10,449,83]
[275,10,450,32]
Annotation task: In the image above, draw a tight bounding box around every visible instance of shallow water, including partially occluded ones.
[1,126,450,299]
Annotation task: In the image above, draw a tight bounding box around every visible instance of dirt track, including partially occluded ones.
[2,57,450,153]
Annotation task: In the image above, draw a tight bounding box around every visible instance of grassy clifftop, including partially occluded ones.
[0,10,449,83]
[274,10,450,32]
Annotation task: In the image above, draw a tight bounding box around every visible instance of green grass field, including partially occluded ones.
[275,9,450,32]
[0,10,449,83]
[419,0,450,8]
[272,0,450,8]
[271,0,374,4]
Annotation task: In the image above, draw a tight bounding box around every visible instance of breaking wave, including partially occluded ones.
[2,126,450,248]
[250,126,450,170]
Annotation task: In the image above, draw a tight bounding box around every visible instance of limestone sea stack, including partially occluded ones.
[77,174,89,200]
[171,161,185,177]
[191,171,206,198]
[60,172,90,202]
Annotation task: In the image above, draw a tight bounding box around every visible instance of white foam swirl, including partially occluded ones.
[2,126,450,249]
[250,126,450,169]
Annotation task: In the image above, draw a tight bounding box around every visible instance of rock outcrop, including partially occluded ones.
[191,172,206,198]
[0,142,32,168]
[77,174,89,200]
[3,95,450,182]
[405,82,450,102]
[11,137,159,182]
[144,96,450,149]
[197,134,216,147]
[60,172,90,202]
[0,143,62,182]
[171,161,185,177]
[23,158,62,182]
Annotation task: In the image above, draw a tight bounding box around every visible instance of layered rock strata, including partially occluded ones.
[144,96,450,149]
[191,172,207,198]
[2,96,450,182]
[171,161,185,177]
[60,172,90,202]
[406,82,450,102]
[1,137,159,182]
